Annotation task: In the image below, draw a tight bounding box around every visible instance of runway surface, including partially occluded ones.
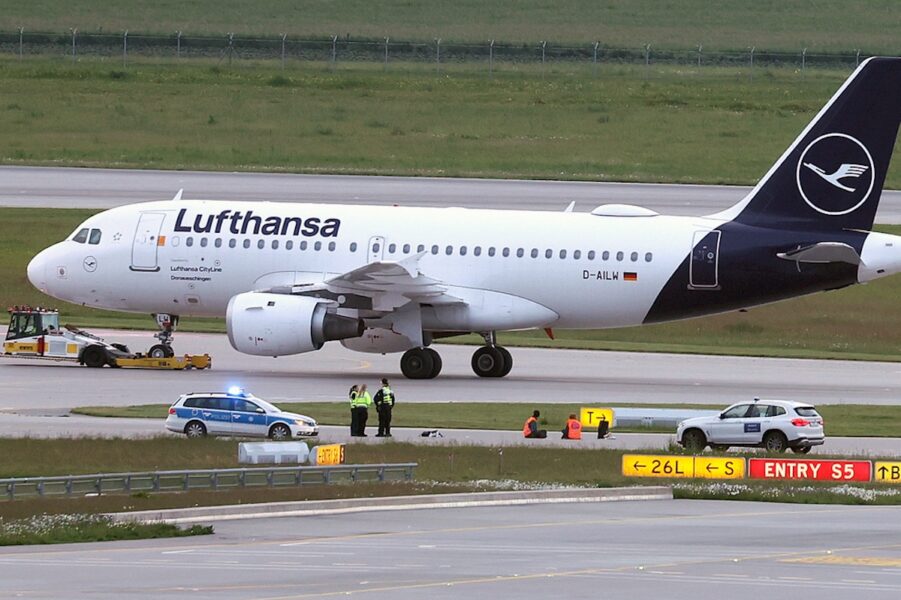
[2,329,900,411]
[2,499,900,599]
[3,165,901,223]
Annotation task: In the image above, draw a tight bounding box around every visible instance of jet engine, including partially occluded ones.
[226,292,363,356]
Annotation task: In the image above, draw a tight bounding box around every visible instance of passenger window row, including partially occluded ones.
[170,236,653,263]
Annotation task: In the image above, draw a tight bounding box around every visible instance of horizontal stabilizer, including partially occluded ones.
[777,242,863,265]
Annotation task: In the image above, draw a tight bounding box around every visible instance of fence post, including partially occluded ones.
[281,33,287,70]
[384,37,389,70]
[697,44,702,68]
[123,30,128,67]
[71,28,77,62]
[176,30,181,58]
[489,39,494,79]
[644,43,651,78]
[540,40,546,77]
[856,49,860,67]
[19,27,23,59]
[593,41,599,77]
[435,38,441,75]
[331,34,337,70]
[802,47,807,71]
[227,32,234,67]
[750,46,755,79]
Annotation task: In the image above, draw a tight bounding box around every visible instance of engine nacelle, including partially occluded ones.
[227,292,363,357]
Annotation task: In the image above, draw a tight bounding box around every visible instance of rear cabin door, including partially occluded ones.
[131,212,166,272]
[689,230,721,289]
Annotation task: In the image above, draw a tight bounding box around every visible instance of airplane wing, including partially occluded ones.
[284,253,464,311]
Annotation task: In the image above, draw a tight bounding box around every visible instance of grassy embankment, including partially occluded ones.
[5,206,901,360]
[0,514,211,546]
[4,61,886,184]
[6,0,901,52]
[73,402,901,438]
[0,438,898,521]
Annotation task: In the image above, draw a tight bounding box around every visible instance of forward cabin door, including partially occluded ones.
[689,230,721,289]
[131,212,167,272]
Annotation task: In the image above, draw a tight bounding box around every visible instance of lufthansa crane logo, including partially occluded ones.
[796,133,875,215]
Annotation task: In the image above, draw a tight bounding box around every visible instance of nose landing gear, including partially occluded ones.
[148,313,178,358]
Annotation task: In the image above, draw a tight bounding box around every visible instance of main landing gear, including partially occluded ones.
[148,313,179,358]
[400,347,443,380]
[471,331,512,378]
[399,332,513,380]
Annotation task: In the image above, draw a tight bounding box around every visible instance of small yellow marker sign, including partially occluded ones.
[312,444,346,466]
[580,407,614,429]
[874,461,901,483]
[694,457,745,479]
[622,454,694,478]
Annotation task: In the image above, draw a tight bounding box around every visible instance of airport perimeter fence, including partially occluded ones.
[0,463,418,500]
[0,29,885,74]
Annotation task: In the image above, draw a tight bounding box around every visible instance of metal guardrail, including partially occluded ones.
[0,463,417,501]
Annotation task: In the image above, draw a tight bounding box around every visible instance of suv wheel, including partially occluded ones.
[763,431,788,453]
[682,429,707,454]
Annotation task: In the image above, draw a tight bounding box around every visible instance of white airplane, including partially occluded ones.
[26,57,901,379]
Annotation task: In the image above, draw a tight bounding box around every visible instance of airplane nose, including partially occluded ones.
[27,250,48,292]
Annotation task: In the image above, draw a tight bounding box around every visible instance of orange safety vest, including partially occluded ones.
[523,416,538,437]
[565,418,582,440]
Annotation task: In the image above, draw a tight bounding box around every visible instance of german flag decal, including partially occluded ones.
[623,272,638,281]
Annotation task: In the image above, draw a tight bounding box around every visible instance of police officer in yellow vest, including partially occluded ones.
[351,384,372,436]
[373,378,395,437]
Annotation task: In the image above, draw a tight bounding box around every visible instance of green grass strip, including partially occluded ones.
[71,401,901,438]
[0,513,212,546]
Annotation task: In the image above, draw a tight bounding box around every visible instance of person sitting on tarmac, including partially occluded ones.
[561,413,582,439]
[523,410,547,439]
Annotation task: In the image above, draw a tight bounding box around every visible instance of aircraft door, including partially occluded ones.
[689,230,721,289]
[368,236,385,263]
[131,212,166,272]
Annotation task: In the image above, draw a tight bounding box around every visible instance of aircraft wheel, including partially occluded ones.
[471,346,506,378]
[149,344,175,358]
[425,348,443,378]
[496,346,513,377]
[401,348,435,379]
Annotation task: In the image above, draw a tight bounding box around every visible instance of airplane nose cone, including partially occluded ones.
[27,251,48,292]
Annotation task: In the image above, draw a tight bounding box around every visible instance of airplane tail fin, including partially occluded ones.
[715,57,901,231]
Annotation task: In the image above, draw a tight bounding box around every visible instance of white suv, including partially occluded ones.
[676,399,824,454]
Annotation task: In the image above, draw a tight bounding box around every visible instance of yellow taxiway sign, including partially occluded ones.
[622,454,694,478]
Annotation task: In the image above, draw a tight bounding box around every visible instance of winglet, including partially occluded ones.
[171,188,184,202]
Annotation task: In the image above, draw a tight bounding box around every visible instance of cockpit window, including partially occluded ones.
[72,228,89,243]
[88,229,102,245]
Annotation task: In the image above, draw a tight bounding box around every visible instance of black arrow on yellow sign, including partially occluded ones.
[633,461,646,470]
[706,463,718,473]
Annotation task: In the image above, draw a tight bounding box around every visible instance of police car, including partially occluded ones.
[676,399,825,454]
[165,388,319,439]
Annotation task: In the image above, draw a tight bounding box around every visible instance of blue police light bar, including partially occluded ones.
[227,386,245,396]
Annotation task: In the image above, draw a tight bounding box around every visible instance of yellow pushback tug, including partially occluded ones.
[2,306,211,370]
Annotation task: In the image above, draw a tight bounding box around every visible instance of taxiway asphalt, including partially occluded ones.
[3,166,901,223]
[2,330,899,411]
[1,499,899,599]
